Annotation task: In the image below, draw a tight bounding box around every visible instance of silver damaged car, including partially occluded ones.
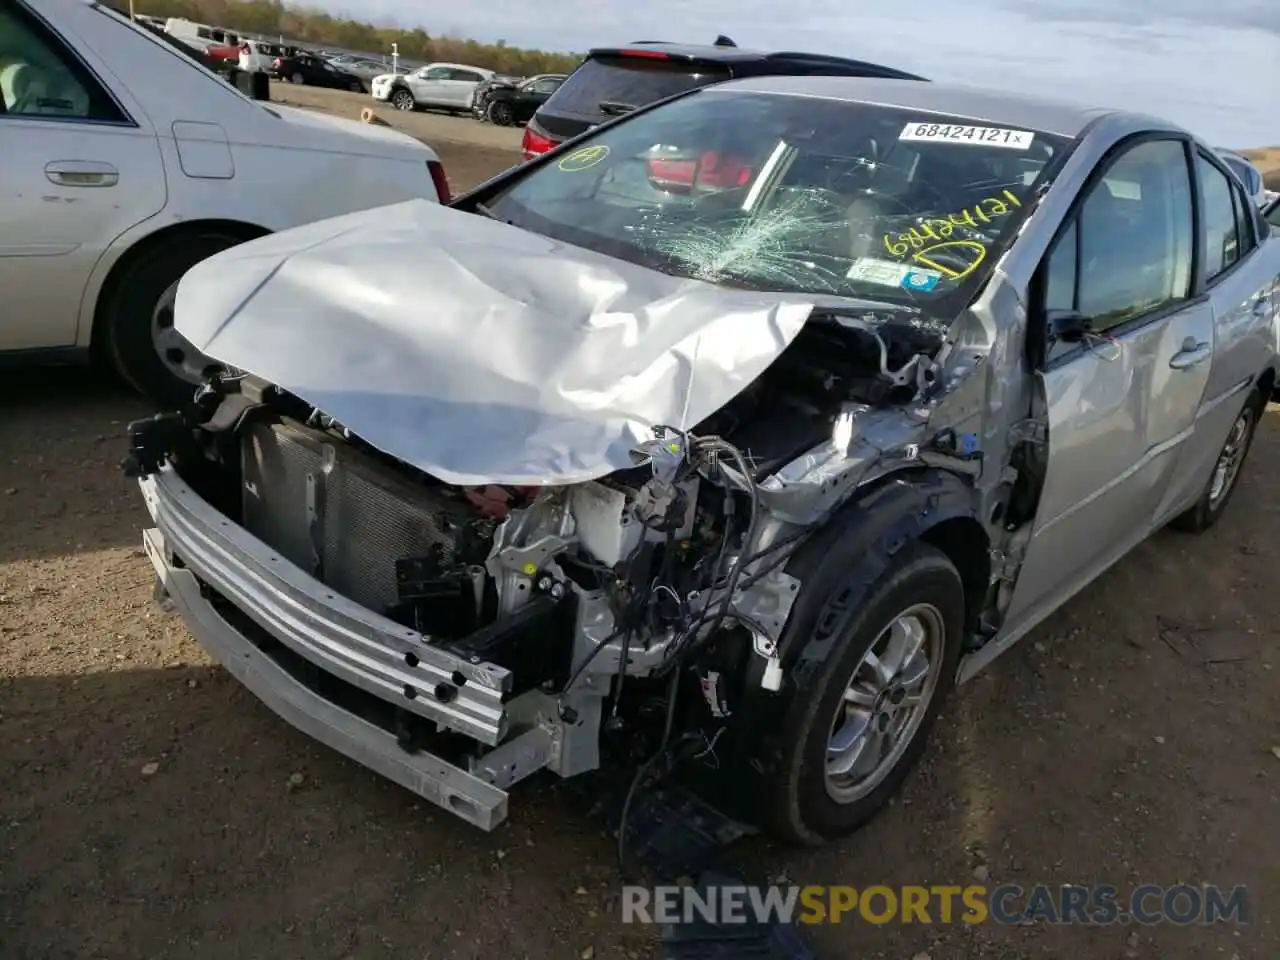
[124,77,1280,844]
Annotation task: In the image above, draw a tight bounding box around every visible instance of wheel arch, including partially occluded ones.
[725,468,984,719]
[90,218,271,360]
[1256,364,1276,404]
[687,467,985,827]
[779,469,987,669]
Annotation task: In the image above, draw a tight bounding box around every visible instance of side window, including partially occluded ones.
[424,66,452,80]
[1040,139,1194,341]
[196,27,211,39]
[1228,172,1257,260]
[1043,221,1078,315]
[1198,155,1243,280]
[1266,199,1280,230]
[531,79,560,95]
[450,69,482,83]
[0,1,124,121]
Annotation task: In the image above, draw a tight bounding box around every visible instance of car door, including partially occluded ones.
[446,69,483,108]
[318,61,343,88]
[1155,149,1280,519]
[998,136,1212,631]
[0,0,166,353]
[409,66,450,106]
[523,77,561,114]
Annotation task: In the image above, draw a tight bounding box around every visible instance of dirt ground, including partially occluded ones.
[2,85,1278,960]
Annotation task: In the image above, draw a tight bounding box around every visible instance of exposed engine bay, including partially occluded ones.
[124,304,1010,833]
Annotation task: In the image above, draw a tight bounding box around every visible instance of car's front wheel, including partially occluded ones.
[767,541,964,844]
[1170,385,1264,533]
[291,71,304,84]
[488,100,514,126]
[391,88,415,111]
[101,232,248,408]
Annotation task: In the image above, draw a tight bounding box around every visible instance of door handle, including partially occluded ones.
[1169,339,1211,370]
[45,160,118,187]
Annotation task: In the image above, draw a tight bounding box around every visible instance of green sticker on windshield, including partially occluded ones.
[558,145,609,172]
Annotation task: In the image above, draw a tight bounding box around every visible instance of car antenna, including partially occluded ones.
[714,34,737,46]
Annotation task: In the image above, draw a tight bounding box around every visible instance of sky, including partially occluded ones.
[336,0,1279,149]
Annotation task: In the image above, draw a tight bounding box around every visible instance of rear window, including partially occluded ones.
[544,54,730,118]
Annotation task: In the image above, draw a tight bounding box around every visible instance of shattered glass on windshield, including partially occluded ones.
[630,189,852,290]
[487,90,1068,313]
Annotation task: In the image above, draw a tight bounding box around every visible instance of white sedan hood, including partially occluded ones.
[173,200,816,486]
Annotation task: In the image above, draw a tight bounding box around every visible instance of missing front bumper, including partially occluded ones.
[144,528,510,828]
[137,465,530,829]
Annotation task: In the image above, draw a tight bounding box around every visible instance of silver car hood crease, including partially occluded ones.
[174,200,817,486]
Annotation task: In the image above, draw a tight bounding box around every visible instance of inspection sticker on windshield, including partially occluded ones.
[899,122,1035,150]
[846,257,942,291]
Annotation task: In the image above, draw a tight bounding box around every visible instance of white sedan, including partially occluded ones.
[0,0,450,405]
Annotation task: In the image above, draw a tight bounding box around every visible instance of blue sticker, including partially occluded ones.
[900,269,941,292]
[960,433,979,456]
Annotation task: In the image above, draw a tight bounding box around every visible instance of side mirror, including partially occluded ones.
[1046,309,1092,344]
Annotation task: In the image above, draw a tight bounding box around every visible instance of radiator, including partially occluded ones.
[240,420,474,614]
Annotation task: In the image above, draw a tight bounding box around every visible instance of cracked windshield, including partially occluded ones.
[489,89,1069,308]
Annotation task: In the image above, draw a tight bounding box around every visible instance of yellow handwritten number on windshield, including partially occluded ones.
[882,189,1022,281]
[558,145,610,172]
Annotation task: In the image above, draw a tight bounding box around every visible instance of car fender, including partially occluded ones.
[386,79,415,100]
[76,211,272,349]
[752,468,981,682]
[681,467,984,821]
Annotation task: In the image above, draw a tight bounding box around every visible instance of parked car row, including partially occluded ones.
[271,50,367,92]
[361,37,928,146]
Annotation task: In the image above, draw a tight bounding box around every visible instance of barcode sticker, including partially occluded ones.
[899,122,1035,150]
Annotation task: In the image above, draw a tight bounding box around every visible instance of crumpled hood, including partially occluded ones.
[174,199,816,486]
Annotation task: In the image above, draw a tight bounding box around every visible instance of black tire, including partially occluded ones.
[488,100,514,126]
[100,232,246,408]
[1169,385,1264,533]
[767,540,965,844]
[348,80,363,93]
[391,88,415,111]
[290,71,303,85]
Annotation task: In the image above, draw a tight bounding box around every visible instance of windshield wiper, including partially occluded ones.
[598,100,638,116]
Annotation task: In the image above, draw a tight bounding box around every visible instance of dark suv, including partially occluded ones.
[521,40,926,160]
